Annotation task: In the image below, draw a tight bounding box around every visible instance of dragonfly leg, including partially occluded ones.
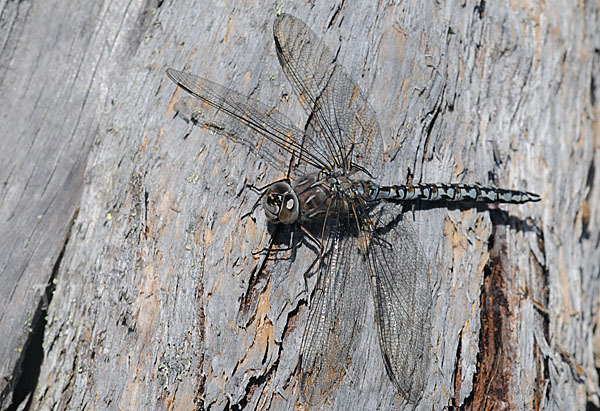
[251,242,299,256]
[251,224,303,256]
[249,178,292,193]
[241,193,263,222]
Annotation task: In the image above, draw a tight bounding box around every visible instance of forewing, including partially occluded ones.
[273,14,385,178]
[299,200,370,404]
[362,207,432,403]
[167,68,331,175]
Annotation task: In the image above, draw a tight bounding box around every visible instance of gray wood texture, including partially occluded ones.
[0,0,160,407]
[1,0,598,410]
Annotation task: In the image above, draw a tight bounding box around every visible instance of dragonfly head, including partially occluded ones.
[262,182,299,225]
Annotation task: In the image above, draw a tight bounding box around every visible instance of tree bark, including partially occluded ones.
[1,1,598,410]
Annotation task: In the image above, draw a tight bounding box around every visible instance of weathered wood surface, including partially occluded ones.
[0,0,160,408]
[1,0,598,410]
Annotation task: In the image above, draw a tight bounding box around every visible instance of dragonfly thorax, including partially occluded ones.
[288,171,380,221]
[262,181,300,224]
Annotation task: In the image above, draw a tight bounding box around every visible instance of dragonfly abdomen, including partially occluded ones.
[376,183,540,204]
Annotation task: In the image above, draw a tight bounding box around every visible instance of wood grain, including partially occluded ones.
[1,1,598,409]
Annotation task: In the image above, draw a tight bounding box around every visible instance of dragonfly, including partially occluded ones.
[166,13,540,404]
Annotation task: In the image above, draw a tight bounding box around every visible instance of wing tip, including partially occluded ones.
[166,67,182,84]
[273,13,300,39]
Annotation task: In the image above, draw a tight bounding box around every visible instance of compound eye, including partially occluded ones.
[263,192,283,222]
[278,193,299,224]
[269,182,292,195]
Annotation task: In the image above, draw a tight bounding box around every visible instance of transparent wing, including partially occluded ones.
[299,198,371,404]
[300,199,432,404]
[362,206,432,402]
[166,68,334,175]
[273,14,385,178]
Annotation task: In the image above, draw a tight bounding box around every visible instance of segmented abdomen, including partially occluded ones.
[376,183,540,204]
